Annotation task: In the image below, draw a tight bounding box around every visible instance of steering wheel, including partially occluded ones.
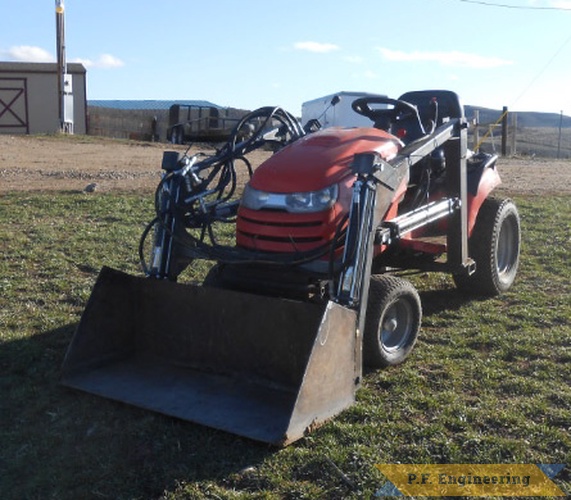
[352,96,420,131]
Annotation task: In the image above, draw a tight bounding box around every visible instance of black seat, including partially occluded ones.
[397,91,465,203]
[398,90,464,130]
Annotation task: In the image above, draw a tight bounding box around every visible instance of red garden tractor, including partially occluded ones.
[62,90,520,446]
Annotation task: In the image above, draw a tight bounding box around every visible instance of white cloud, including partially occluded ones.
[72,54,124,69]
[294,41,340,53]
[0,45,54,62]
[0,45,124,69]
[550,1,571,9]
[377,47,513,69]
[97,54,124,68]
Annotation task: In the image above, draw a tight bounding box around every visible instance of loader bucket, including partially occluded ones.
[62,267,359,446]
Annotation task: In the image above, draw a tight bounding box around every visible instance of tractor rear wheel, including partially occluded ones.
[453,197,520,295]
[170,126,183,144]
[363,275,422,368]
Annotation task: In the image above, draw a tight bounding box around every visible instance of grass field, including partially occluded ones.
[0,191,569,499]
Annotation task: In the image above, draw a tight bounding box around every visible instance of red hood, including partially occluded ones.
[249,127,401,193]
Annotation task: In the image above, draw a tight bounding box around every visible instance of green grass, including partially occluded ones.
[0,192,569,499]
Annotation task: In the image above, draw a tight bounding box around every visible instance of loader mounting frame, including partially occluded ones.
[335,117,472,356]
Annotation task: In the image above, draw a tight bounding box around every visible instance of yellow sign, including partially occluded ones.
[375,464,566,497]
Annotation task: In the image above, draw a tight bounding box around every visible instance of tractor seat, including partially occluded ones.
[398,90,465,131]
[397,91,465,184]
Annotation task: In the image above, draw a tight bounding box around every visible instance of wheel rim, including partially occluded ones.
[497,215,518,277]
[380,298,414,352]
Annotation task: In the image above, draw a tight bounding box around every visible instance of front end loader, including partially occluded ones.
[62,90,521,446]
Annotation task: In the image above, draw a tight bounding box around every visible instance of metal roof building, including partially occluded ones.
[88,99,220,111]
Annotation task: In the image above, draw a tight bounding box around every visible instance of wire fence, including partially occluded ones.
[468,111,571,159]
[86,106,571,159]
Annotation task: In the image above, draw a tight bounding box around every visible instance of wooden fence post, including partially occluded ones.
[558,110,563,159]
[473,110,480,151]
[501,106,508,156]
[511,112,517,156]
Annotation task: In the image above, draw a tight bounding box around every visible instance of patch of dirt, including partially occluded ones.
[1,134,569,194]
[492,156,571,196]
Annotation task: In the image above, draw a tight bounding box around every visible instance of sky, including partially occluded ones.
[1,0,571,116]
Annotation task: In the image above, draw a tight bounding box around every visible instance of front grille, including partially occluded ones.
[239,215,322,229]
[236,206,340,253]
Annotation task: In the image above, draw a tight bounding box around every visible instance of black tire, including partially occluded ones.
[363,275,422,368]
[453,197,520,296]
[170,126,183,145]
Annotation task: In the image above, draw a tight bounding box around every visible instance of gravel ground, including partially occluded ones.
[1,134,569,195]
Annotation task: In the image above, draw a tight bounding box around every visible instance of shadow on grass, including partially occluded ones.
[0,287,524,499]
[418,286,487,317]
[0,323,276,500]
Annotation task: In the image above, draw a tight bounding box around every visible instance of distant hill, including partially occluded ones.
[465,105,571,128]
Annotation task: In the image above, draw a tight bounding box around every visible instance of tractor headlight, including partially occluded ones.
[242,184,338,213]
[285,186,338,213]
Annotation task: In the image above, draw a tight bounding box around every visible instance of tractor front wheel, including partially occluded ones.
[363,275,422,368]
[454,197,520,296]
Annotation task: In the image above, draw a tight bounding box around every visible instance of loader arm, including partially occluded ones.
[336,118,470,338]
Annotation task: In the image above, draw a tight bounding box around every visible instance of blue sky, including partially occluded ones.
[2,0,571,115]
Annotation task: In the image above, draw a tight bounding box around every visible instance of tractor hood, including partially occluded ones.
[249,127,401,193]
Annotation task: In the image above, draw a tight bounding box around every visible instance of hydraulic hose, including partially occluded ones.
[140,106,317,273]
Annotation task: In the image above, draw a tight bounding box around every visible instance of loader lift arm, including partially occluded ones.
[336,118,472,342]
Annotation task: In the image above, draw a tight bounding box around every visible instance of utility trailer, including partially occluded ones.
[167,104,248,144]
